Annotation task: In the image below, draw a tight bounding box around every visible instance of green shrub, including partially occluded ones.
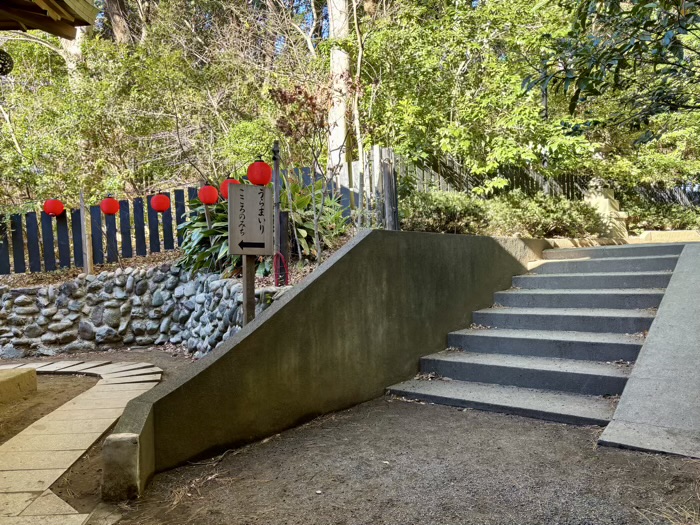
[484,190,606,238]
[281,178,348,258]
[399,191,487,234]
[399,190,606,238]
[178,200,241,276]
[621,197,700,235]
[177,180,349,276]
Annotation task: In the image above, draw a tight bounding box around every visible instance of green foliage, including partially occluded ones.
[399,191,487,234]
[177,177,349,275]
[177,201,240,276]
[534,0,700,119]
[484,190,607,238]
[281,178,348,257]
[620,195,700,235]
[400,190,606,238]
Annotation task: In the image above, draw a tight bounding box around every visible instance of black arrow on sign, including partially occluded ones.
[239,241,265,249]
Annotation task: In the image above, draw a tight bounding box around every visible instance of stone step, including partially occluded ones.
[532,255,679,275]
[388,379,615,425]
[494,289,665,309]
[542,243,685,260]
[447,329,642,362]
[472,307,655,333]
[421,351,630,396]
[513,272,672,290]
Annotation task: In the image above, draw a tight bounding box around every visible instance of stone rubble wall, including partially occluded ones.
[0,264,287,360]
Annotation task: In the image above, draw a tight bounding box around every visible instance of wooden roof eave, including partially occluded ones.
[0,0,98,40]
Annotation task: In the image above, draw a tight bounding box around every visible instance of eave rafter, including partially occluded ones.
[0,0,98,40]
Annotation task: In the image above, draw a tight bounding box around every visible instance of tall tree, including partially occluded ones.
[327,0,351,186]
[104,0,134,44]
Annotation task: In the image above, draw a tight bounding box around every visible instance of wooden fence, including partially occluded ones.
[0,188,203,275]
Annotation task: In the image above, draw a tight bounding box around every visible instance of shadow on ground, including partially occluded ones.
[117,396,699,525]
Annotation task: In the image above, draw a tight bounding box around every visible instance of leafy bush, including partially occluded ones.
[621,198,700,235]
[484,191,606,238]
[178,180,349,276]
[178,201,240,276]
[281,178,348,258]
[400,190,606,238]
[399,191,487,234]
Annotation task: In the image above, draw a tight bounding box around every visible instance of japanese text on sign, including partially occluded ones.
[229,185,273,256]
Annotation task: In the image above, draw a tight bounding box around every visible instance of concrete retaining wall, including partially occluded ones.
[102,231,549,500]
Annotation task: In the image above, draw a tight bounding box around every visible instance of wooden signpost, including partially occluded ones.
[229,184,274,325]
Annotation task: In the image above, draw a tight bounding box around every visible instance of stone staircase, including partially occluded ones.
[388,243,685,425]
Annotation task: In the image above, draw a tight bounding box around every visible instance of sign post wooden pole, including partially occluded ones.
[242,254,256,324]
[229,184,273,326]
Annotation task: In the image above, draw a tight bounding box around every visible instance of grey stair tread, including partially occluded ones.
[449,328,644,345]
[424,351,631,378]
[518,271,672,279]
[498,288,665,296]
[539,254,679,264]
[388,379,615,424]
[542,243,685,260]
[473,307,656,318]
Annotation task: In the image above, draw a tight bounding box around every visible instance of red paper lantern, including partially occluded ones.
[43,199,64,217]
[219,178,241,199]
[150,193,170,213]
[198,185,219,205]
[100,196,119,215]
[247,159,272,186]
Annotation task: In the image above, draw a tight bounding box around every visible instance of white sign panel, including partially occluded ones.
[228,185,274,256]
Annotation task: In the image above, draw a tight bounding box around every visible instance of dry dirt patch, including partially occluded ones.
[0,374,97,445]
[116,398,700,525]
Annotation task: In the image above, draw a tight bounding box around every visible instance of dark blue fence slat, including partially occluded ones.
[25,212,41,273]
[71,210,83,268]
[147,195,160,253]
[174,189,186,247]
[162,192,174,250]
[133,198,147,257]
[90,206,104,265]
[301,167,313,187]
[40,212,56,272]
[187,187,198,219]
[10,215,25,274]
[119,200,133,259]
[56,213,71,269]
[105,214,118,263]
[0,216,10,275]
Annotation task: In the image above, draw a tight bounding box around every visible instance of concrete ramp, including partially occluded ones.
[600,243,700,457]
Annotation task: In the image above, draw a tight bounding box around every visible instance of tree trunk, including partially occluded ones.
[105,0,134,44]
[327,0,351,188]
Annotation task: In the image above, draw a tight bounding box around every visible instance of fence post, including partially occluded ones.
[40,212,56,272]
[383,161,399,231]
[90,206,104,265]
[80,190,93,275]
[10,215,25,274]
[56,213,71,269]
[374,146,384,228]
[25,212,41,273]
[273,140,281,277]
[119,200,133,258]
[0,216,10,275]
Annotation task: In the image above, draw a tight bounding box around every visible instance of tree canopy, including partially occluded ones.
[0,0,698,213]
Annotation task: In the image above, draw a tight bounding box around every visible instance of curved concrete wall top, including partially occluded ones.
[103,230,549,499]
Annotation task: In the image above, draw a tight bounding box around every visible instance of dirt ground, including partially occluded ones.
[115,397,700,525]
[0,374,97,445]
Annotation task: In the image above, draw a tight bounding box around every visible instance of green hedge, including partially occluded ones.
[399,190,606,238]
